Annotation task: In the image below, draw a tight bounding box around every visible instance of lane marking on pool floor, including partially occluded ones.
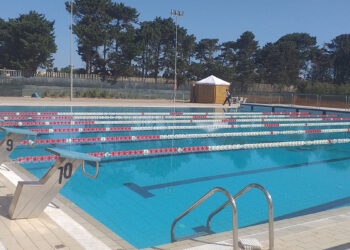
[0,164,111,250]
[124,156,350,198]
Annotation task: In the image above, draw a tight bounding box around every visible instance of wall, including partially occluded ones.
[214,85,229,104]
[195,85,215,103]
[0,77,190,100]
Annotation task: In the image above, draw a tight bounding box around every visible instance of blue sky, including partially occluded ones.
[1,0,349,69]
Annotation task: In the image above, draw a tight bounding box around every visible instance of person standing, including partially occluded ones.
[223,89,231,106]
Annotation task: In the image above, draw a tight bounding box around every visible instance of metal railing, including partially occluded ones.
[0,68,195,86]
[0,69,22,77]
[170,183,274,250]
[171,187,239,250]
[207,183,274,250]
[238,91,350,110]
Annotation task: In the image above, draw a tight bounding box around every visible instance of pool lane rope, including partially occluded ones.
[27,121,350,134]
[20,128,350,146]
[2,117,350,127]
[16,138,350,163]
[0,114,337,121]
[0,111,310,116]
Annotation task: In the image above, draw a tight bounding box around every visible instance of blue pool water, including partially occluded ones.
[2,105,350,248]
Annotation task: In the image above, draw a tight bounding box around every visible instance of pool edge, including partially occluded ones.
[0,159,137,250]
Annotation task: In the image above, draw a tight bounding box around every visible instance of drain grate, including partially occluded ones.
[55,244,66,249]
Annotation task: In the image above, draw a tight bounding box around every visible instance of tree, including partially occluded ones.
[277,33,317,78]
[162,25,196,85]
[0,11,56,72]
[195,39,220,64]
[308,46,333,82]
[257,41,300,86]
[0,18,9,68]
[234,31,258,90]
[257,33,316,87]
[107,3,139,78]
[327,34,350,84]
[66,0,112,74]
[66,0,138,77]
[218,41,236,67]
[136,18,176,83]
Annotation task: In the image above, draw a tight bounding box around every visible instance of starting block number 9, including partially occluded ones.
[58,163,73,184]
[6,139,13,152]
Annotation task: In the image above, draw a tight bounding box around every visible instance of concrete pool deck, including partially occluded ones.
[0,97,349,249]
[0,97,239,109]
[0,159,136,250]
[150,206,350,250]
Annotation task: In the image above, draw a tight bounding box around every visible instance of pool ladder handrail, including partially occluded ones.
[170,183,274,250]
[207,183,274,250]
[170,187,239,250]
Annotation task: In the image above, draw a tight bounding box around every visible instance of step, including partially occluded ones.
[238,238,262,250]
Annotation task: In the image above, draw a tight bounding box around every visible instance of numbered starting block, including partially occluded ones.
[0,126,37,164]
[8,148,100,219]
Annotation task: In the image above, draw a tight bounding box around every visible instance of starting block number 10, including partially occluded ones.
[58,163,73,184]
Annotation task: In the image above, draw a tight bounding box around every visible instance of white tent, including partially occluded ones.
[196,75,230,86]
[192,75,230,103]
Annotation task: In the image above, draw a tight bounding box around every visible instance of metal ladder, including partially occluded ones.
[171,183,274,250]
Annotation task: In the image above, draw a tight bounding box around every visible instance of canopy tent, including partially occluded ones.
[191,75,231,104]
[196,75,230,86]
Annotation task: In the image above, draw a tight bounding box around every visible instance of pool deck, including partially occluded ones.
[0,97,238,109]
[0,97,349,249]
[150,206,350,250]
[0,159,137,250]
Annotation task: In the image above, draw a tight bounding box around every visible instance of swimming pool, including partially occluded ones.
[2,105,350,249]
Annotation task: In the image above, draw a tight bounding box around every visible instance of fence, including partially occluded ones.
[0,69,22,77]
[35,72,185,85]
[240,92,350,110]
[1,69,195,85]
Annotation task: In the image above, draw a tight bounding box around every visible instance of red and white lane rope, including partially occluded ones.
[28,121,350,134]
[20,128,350,146]
[0,114,337,121]
[0,111,309,116]
[2,117,350,127]
[16,138,350,163]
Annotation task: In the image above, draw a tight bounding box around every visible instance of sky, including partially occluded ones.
[1,0,349,69]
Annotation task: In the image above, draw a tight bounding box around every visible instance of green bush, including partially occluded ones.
[51,91,59,98]
[299,81,350,95]
[75,89,84,97]
[43,90,50,97]
[101,90,110,98]
[109,92,118,98]
[87,89,100,98]
[59,91,69,97]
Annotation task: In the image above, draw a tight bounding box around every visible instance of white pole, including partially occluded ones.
[171,10,183,103]
[174,16,178,103]
[70,0,73,101]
